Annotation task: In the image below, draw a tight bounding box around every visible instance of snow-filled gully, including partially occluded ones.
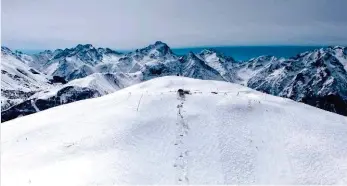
[175,91,190,184]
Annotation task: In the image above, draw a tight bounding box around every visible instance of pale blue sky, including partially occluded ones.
[2,0,347,50]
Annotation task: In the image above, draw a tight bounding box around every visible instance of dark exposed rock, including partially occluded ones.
[49,76,67,84]
[1,86,101,122]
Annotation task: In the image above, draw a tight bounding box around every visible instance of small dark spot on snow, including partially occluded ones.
[177,89,190,97]
[65,143,74,148]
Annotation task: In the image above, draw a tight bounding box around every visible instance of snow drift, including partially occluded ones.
[1,76,347,185]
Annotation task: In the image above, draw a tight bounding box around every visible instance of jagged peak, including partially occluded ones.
[154,41,166,45]
[184,52,206,63]
[293,46,345,59]
[75,44,94,50]
[199,48,236,62]
[97,47,123,55]
[142,41,167,49]
[53,49,63,53]
[35,50,54,55]
[248,55,277,62]
[199,48,218,55]
[51,44,96,60]
[152,41,170,50]
[133,41,172,56]
[179,51,197,62]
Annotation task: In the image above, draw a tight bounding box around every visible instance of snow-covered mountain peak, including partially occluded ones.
[154,40,165,45]
[55,44,101,60]
[199,48,235,62]
[243,55,277,70]
[199,48,237,66]
[199,49,220,59]
[178,52,225,81]
[97,47,123,55]
[249,55,277,62]
[153,40,170,49]
[199,48,216,55]
[37,44,125,80]
[75,43,94,50]
[135,41,173,57]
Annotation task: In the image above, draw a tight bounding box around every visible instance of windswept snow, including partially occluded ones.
[2,76,347,185]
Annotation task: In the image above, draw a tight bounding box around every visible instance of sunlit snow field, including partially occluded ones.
[2,76,347,185]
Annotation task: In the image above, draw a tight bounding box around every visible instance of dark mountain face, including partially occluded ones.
[1,86,101,122]
[2,43,347,122]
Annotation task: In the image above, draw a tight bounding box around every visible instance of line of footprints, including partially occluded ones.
[174,99,190,184]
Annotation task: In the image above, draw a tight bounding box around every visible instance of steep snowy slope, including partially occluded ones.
[2,76,347,185]
[198,49,238,82]
[1,47,50,91]
[1,47,51,110]
[1,72,142,122]
[179,52,225,81]
[14,50,54,70]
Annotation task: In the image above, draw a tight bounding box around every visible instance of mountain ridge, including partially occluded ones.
[1,42,347,122]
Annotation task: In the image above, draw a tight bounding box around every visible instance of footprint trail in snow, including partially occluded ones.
[175,91,190,184]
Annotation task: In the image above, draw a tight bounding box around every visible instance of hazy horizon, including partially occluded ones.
[2,0,347,49]
[7,43,334,53]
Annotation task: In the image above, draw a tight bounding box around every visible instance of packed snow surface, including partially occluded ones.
[2,76,347,185]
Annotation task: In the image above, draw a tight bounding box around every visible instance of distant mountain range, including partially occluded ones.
[1,42,347,122]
